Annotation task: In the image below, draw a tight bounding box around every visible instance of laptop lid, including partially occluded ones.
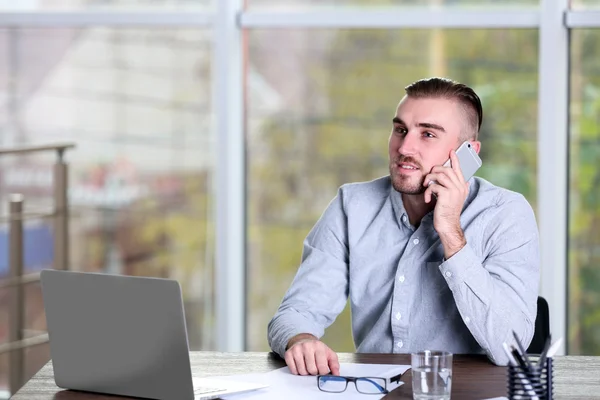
[40,269,195,400]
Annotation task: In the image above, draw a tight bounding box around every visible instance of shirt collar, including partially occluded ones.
[389,184,417,230]
[389,176,476,230]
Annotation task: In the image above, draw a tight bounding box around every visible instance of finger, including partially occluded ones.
[430,165,462,182]
[430,165,461,188]
[315,349,330,375]
[449,150,465,183]
[304,349,319,375]
[423,177,435,189]
[424,169,445,187]
[424,184,434,203]
[327,350,341,376]
[424,180,440,203]
[285,351,298,375]
[293,348,309,375]
[425,182,447,203]
[446,155,464,188]
[424,173,454,190]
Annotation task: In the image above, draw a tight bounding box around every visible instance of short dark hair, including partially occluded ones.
[404,77,483,140]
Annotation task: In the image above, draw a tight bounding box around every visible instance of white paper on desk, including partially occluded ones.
[198,363,410,400]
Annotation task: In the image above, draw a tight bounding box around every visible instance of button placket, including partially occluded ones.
[392,261,408,354]
[394,255,413,353]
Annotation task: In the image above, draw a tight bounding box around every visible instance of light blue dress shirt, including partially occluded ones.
[267,176,540,366]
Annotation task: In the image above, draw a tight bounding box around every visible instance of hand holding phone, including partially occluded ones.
[425,142,482,256]
[429,141,482,188]
[442,141,482,182]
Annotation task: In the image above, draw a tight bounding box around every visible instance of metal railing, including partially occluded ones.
[0,142,75,397]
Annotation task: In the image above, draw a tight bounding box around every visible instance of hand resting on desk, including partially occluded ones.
[285,333,340,376]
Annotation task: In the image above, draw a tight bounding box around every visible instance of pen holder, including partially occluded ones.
[507,357,553,400]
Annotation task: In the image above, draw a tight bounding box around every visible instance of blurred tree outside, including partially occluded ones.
[125,173,215,349]
[86,172,216,350]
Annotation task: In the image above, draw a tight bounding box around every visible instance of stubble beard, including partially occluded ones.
[389,159,427,195]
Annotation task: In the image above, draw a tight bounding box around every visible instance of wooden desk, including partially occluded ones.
[11,352,600,399]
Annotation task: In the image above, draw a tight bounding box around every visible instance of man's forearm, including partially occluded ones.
[439,243,537,365]
[267,187,350,358]
[438,228,467,260]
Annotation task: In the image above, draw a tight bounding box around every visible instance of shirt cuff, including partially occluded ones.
[438,243,483,293]
[268,311,323,358]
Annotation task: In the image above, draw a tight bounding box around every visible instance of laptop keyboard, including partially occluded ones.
[194,386,226,395]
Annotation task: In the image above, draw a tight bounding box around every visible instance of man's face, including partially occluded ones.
[388,96,464,194]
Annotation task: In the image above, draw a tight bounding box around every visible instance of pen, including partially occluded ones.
[545,337,563,360]
[510,346,529,371]
[512,330,532,369]
[537,335,552,367]
[502,342,518,366]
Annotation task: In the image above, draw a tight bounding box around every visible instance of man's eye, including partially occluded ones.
[424,132,435,138]
[395,127,407,135]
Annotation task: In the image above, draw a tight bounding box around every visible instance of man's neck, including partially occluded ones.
[401,193,435,228]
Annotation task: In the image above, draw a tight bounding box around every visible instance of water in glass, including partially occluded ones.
[412,366,452,400]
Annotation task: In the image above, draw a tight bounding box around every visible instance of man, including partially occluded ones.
[267,77,540,376]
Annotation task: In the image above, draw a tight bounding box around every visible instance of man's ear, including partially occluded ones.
[470,140,482,154]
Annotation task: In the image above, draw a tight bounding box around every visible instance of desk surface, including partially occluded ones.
[11,352,600,399]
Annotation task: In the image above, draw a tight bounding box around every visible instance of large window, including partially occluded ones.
[0,27,214,396]
[568,29,600,356]
[246,28,538,352]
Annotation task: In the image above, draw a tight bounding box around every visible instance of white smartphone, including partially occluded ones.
[442,141,482,181]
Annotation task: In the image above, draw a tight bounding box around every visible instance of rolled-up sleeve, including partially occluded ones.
[267,188,350,358]
[439,194,540,366]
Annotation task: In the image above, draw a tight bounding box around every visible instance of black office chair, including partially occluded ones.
[527,296,550,354]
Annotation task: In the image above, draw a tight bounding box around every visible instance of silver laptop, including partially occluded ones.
[40,269,266,400]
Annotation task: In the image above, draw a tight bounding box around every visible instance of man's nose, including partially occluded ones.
[398,131,419,155]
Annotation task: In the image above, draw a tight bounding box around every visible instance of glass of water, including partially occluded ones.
[411,350,453,400]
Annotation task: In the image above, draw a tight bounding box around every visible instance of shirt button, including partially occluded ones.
[398,275,405,283]
[397,341,404,348]
[445,271,452,278]
[413,238,419,245]
[396,312,402,320]
[402,215,407,222]
[465,316,471,323]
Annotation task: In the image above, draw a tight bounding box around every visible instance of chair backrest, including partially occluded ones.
[527,296,550,354]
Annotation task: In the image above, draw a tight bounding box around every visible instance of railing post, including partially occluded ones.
[53,149,69,270]
[9,193,24,396]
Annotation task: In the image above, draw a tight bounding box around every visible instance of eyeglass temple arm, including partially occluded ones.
[389,370,407,384]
